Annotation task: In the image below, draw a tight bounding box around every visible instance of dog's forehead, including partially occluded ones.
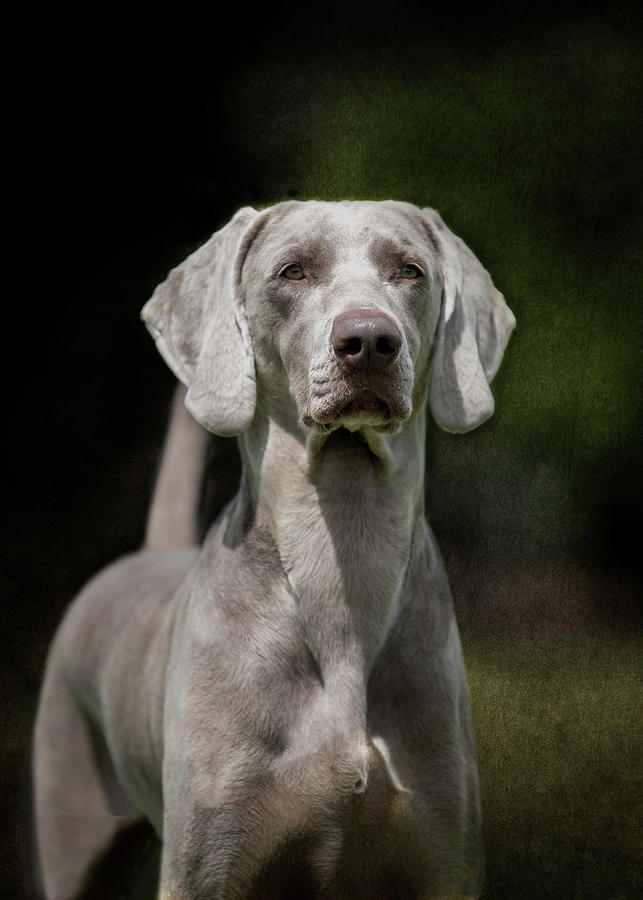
[250,200,434,264]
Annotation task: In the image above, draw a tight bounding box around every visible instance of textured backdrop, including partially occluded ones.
[5,2,641,897]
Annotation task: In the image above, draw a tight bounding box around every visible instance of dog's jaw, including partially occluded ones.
[304,386,412,431]
[301,348,415,448]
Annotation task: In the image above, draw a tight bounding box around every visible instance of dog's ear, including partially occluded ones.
[422,208,516,433]
[141,207,259,436]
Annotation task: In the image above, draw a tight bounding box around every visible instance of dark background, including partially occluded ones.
[4,2,641,897]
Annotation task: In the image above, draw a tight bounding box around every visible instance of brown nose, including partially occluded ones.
[331,309,402,373]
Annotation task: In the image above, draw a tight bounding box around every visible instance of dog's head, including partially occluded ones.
[142,201,515,438]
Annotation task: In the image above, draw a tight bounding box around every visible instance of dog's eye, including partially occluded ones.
[400,264,423,279]
[280,263,306,281]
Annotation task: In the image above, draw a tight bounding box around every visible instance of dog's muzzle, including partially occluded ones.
[304,309,412,433]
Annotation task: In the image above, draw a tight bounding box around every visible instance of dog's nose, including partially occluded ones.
[331,309,402,373]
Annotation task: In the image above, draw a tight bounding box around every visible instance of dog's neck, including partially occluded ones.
[222,408,429,775]
[237,409,427,675]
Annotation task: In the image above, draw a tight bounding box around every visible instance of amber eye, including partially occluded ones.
[280,263,306,280]
[400,263,423,279]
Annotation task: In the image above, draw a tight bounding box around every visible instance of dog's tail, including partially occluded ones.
[144,384,209,549]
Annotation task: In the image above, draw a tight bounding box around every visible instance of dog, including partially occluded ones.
[33,200,515,898]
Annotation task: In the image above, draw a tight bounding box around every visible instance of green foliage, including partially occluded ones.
[224,14,641,582]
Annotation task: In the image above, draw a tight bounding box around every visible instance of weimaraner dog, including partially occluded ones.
[33,200,515,899]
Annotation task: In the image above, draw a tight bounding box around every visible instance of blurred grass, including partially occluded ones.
[13,633,640,898]
[465,629,642,898]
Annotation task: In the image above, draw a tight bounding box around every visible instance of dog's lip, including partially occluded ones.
[303,384,411,431]
[332,389,392,421]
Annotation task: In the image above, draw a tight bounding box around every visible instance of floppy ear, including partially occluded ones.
[141,206,260,436]
[423,208,516,433]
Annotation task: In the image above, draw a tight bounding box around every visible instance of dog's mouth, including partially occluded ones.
[333,390,392,426]
[303,385,411,435]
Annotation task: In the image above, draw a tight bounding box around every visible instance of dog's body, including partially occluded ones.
[33,201,514,899]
